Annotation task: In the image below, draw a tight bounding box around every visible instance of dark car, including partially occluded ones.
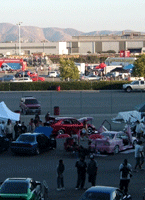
[0,135,9,152]
[0,75,15,82]
[79,186,127,200]
[50,117,96,136]
[0,177,42,200]
[19,96,41,115]
[11,132,56,155]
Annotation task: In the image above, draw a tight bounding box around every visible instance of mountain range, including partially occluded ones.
[0,23,134,43]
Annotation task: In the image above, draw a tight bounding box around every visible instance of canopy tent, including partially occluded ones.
[112,110,141,124]
[123,64,134,70]
[110,67,128,73]
[0,101,20,122]
[95,63,106,69]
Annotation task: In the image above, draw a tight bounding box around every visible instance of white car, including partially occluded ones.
[83,74,101,81]
[48,71,58,78]
[12,77,33,82]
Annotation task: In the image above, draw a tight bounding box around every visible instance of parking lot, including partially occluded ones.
[0,91,144,199]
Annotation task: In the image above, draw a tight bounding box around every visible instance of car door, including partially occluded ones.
[71,119,82,134]
[30,179,41,200]
[36,134,48,151]
[61,119,72,133]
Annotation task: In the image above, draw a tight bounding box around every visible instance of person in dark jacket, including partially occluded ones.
[87,155,98,186]
[75,156,87,190]
[21,122,27,133]
[57,159,65,191]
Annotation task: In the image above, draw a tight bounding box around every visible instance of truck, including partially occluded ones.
[123,80,145,92]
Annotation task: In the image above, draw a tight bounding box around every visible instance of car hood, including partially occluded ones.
[26,104,41,107]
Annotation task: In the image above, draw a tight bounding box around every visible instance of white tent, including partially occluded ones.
[0,101,20,122]
[112,110,141,123]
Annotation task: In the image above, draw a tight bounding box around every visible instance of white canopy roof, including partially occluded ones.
[112,110,141,123]
[0,101,20,122]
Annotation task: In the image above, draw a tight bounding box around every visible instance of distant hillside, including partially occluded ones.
[0,23,140,42]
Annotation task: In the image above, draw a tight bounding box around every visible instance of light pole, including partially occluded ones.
[17,22,22,55]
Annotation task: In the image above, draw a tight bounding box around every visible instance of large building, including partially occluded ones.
[0,31,145,55]
[0,42,68,56]
[68,31,145,54]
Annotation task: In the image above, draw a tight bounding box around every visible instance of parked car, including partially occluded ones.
[0,177,42,199]
[12,77,33,82]
[50,117,96,136]
[11,132,56,155]
[0,135,9,152]
[48,71,58,78]
[31,76,45,82]
[0,75,15,82]
[123,80,145,93]
[83,74,101,81]
[19,96,41,115]
[79,186,126,200]
[15,71,29,78]
[90,128,137,154]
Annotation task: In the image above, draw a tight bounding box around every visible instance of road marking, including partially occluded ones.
[121,149,135,154]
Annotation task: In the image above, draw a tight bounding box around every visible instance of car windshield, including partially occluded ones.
[0,182,28,194]
[17,135,35,142]
[79,192,110,200]
[25,99,38,104]
[101,132,115,139]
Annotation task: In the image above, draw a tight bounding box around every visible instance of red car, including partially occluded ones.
[31,76,45,82]
[50,117,96,136]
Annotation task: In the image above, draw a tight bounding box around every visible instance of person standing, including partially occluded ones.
[57,159,65,191]
[5,119,13,141]
[21,122,27,133]
[75,156,87,190]
[14,121,20,140]
[119,159,132,196]
[135,120,143,140]
[139,141,144,169]
[28,118,35,133]
[134,141,142,172]
[87,155,98,186]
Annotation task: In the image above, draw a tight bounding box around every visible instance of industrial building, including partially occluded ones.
[0,31,145,55]
[68,31,145,54]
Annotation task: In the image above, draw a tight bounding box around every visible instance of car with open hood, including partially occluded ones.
[90,125,137,154]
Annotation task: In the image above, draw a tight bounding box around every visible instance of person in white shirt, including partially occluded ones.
[135,120,143,139]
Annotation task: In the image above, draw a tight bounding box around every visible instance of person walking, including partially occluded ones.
[119,159,132,196]
[134,141,142,172]
[87,155,98,186]
[75,156,87,190]
[57,159,65,191]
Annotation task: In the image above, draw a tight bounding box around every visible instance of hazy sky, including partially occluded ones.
[1,0,145,32]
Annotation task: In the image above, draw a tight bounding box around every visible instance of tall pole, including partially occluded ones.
[17,22,22,55]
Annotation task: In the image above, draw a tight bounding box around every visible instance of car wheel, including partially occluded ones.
[133,140,137,148]
[35,147,40,155]
[126,87,132,93]
[88,127,93,134]
[114,145,119,154]
[58,129,65,134]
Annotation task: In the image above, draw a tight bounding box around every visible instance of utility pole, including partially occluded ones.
[17,22,22,55]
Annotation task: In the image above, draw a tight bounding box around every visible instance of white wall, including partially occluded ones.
[59,42,68,55]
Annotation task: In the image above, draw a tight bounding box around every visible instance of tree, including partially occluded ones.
[59,59,80,81]
[132,55,145,77]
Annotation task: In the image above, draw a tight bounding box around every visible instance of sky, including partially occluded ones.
[1,0,145,32]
